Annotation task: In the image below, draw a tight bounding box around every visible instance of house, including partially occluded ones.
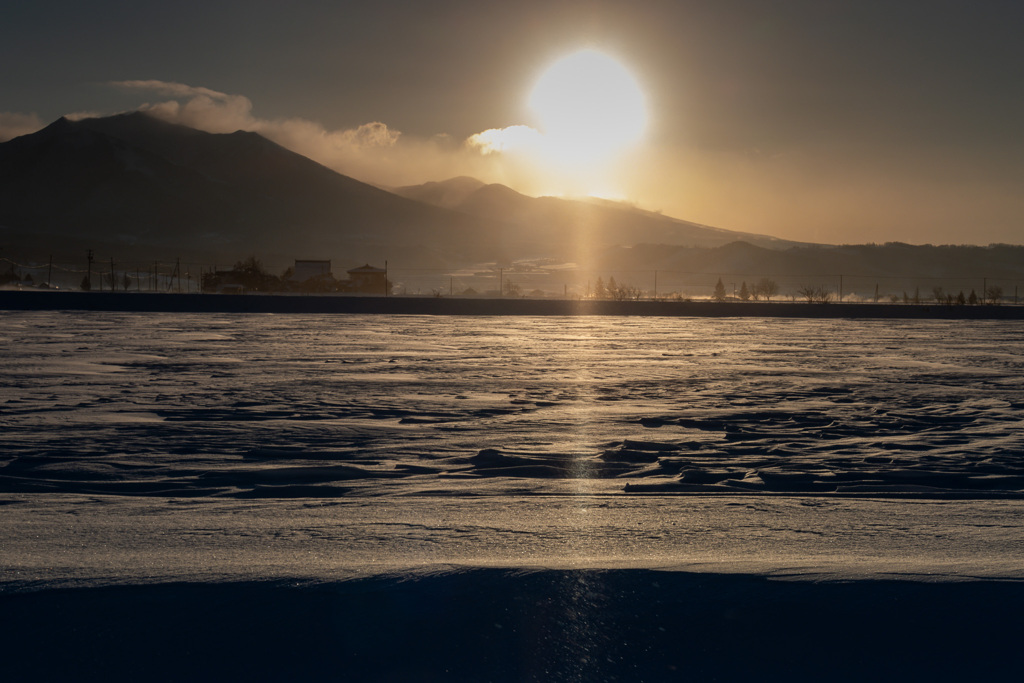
[347,264,388,294]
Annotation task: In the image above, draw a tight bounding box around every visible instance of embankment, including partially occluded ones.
[3,290,1024,318]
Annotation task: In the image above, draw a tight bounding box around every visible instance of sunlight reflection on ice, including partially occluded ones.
[1,312,1022,500]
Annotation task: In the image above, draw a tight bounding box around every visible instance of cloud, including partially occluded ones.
[104,79,504,188]
[341,121,402,148]
[65,111,109,122]
[0,112,44,142]
[466,125,542,155]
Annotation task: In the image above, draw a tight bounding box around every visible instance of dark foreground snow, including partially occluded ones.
[2,312,1023,681]
[4,570,1023,682]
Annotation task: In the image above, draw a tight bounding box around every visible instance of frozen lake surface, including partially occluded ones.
[3,312,1023,501]
[2,312,1023,680]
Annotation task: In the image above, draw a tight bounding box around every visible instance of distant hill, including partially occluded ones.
[392,177,1023,296]
[392,176,488,210]
[599,240,1024,300]
[393,177,800,255]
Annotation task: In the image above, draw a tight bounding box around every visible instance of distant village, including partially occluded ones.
[201,258,389,294]
[0,252,1019,306]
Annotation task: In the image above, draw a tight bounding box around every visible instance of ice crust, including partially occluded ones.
[2,312,1022,499]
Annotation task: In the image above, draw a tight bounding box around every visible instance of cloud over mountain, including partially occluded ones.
[100,80,501,190]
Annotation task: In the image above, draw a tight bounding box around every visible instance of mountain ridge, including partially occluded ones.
[393,176,801,252]
[0,113,516,266]
[3,113,799,268]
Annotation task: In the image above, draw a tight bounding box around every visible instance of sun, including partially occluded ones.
[528,49,647,166]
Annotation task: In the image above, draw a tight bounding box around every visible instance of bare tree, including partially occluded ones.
[609,280,643,301]
[753,278,778,301]
[985,285,1003,304]
[797,285,834,304]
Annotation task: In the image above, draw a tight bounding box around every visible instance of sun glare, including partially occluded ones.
[528,50,647,166]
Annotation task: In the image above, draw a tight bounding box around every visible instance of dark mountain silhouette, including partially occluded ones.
[392,176,487,210]
[0,113,514,266]
[393,177,800,255]
[608,241,1024,278]
[2,113,795,269]
[394,178,1024,295]
[600,240,1024,300]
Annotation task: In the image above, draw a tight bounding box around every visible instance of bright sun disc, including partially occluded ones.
[528,50,647,164]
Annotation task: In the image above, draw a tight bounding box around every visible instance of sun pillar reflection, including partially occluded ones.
[554,320,613,680]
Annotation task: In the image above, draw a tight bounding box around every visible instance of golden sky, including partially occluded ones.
[2,0,1022,245]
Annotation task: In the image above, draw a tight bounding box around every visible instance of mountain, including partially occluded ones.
[1,114,804,269]
[0,113,513,267]
[391,176,487,210]
[597,240,1024,301]
[393,177,801,255]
